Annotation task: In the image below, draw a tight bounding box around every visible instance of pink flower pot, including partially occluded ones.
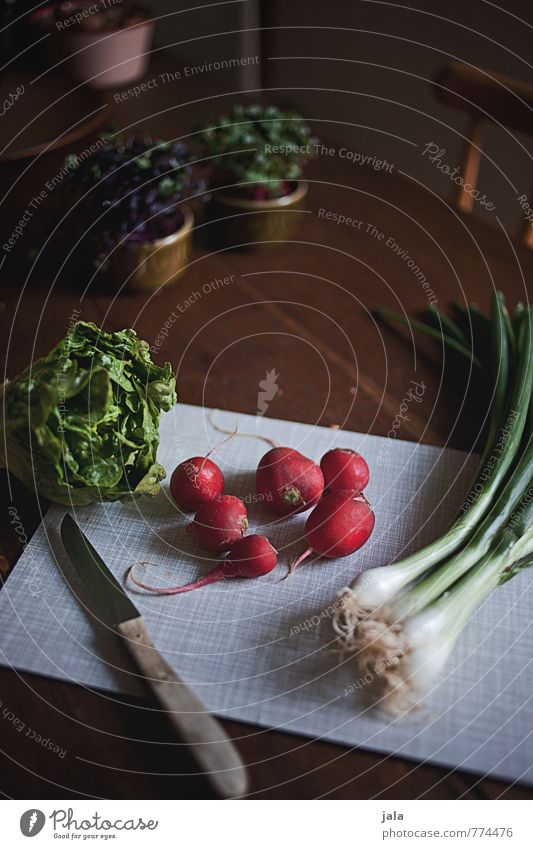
[32,6,154,90]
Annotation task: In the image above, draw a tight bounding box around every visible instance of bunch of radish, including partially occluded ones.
[257,445,374,574]
[129,438,374,596]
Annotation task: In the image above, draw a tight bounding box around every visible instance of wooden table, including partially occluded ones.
[1,55,532,800]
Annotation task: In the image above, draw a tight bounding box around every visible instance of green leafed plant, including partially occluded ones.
[195,103,317,199]
[0,322,176,506]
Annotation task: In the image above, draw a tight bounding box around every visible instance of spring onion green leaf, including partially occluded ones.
[375,307,483,369]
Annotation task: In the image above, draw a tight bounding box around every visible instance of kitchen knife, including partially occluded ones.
[60,513,248,799]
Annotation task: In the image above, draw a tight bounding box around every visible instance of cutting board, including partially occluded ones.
[0,405,531,785]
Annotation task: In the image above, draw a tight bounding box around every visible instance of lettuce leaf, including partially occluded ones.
[0,322,176,506]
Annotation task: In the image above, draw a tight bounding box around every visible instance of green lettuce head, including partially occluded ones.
[0,321,177,506]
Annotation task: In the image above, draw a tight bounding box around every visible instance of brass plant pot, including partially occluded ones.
[209,181,308,249]
[109,206,194,293]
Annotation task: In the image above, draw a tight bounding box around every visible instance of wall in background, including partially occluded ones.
[147,0,533,235]
[261,0,533,236]
[149,0,261,92]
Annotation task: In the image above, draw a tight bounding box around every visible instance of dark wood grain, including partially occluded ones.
[435,62,533,137]
[434,61,533,242]
[0,65,112,162]
[1,52,532,800]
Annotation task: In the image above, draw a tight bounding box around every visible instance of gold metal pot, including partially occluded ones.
[109,206,194,293]
[209,181,308,249]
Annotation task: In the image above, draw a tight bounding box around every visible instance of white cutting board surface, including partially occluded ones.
[1,405,532,786]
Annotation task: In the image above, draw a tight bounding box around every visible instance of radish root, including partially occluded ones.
[126,560,226,595]
[209,409,280,448]
[282,547,314,580]
[200,425,238,472]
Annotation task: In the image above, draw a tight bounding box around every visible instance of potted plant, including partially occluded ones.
[31,2,154,89]
[195,103,317,248]
[64,133,204,292]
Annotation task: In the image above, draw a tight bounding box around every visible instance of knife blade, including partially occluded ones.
[59,514,249,799]
[61,513,140,628]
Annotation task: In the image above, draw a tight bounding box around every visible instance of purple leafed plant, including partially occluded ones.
[64,133,206,269]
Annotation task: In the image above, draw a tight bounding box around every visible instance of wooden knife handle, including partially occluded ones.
[118,617,248,799]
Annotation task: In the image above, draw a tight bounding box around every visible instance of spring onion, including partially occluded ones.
[334,295,533,713]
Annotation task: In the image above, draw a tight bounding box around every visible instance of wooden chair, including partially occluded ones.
[434,62,533,247]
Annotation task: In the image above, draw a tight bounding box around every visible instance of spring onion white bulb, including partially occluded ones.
[337,527,532,714]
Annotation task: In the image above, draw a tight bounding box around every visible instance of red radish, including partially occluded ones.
[256,447,324,515]
[320,448,370,496]
[288,490,375,575]
[127,535,278,596]
[190,494,248,551]
[170,456,224,511]
[169,429,237,511]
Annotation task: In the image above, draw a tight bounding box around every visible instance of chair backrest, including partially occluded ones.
[434,62,533,246]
